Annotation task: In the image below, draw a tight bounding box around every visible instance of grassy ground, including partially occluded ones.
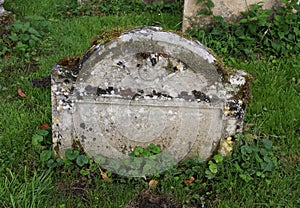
[1,0,299,207]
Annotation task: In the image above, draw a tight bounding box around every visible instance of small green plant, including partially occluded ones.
[31,128,89,169]
[31,128,52,149]
[65,149,89,167]
[197,0,214,15]
[130,143,161,158]
[1,15,50,61]
[190,0,300,59]
[231,137,278,182]
[205,154,223,179]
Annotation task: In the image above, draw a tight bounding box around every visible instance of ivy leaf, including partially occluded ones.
[36,129,49,136]
[65,149,79,161]
[47,159,57,168]
[76,155,89,167]
[208,161,218,174]
[213,154,223,164]
[261,139,273,150]
[95,155,106,165]
[204,0,214,8]
[40,150,52,162]
[241,145,253,154]
[28,27,41,37]
[32,134,43,146]
[9,33,19,41]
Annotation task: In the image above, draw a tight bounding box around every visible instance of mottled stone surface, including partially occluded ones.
[0,0,5,14]
[183,0,283,31]
[51,27,250,176]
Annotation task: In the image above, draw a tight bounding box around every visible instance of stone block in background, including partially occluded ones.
[182,0,282,31]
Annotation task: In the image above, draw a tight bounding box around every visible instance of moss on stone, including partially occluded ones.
[90,26,136,46]
[207,48,253,102]
[57,55,81,70]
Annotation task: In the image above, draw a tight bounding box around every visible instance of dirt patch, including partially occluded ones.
[124,189,181,208]
[32,76,51,88]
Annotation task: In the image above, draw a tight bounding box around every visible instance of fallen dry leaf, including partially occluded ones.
[17,88,26,97]
[148,180,158,187]
[99,167,112,182]
[39,123,50,130]
[184,176,195,186]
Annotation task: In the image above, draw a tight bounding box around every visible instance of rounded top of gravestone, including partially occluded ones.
[51,27,250,177]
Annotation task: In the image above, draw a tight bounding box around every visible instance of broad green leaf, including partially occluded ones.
[76,155,89,167]
[32,134,43,145]
[56,158,64,167]
[36,129,49,136]
[241,145,253,154]
[80,169,89,176]
[208,161,218,174]
[213,154,223,163]
[65,149,79,161]
[20,34,30,41]
[40,150,52,162]
[95,155,106,165]
[12,23,24,31]
[254,153,263,163]
[9,33,19,41]
[47,159,57,168]
[204,0,214,8]
[205,169,215,179]
[261,139,273,150]
[28,27,41,37]
[239,173,252,183]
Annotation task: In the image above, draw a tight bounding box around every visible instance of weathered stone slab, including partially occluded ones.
[51,27,250,176]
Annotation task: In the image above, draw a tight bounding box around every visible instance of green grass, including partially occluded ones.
[0,168,53,208]
[1,0,300,207]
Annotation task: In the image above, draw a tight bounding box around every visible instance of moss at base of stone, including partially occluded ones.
[72,139,85,155]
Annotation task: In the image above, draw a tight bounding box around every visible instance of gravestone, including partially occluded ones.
[182,0,283,31]
[51,27,250,176]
